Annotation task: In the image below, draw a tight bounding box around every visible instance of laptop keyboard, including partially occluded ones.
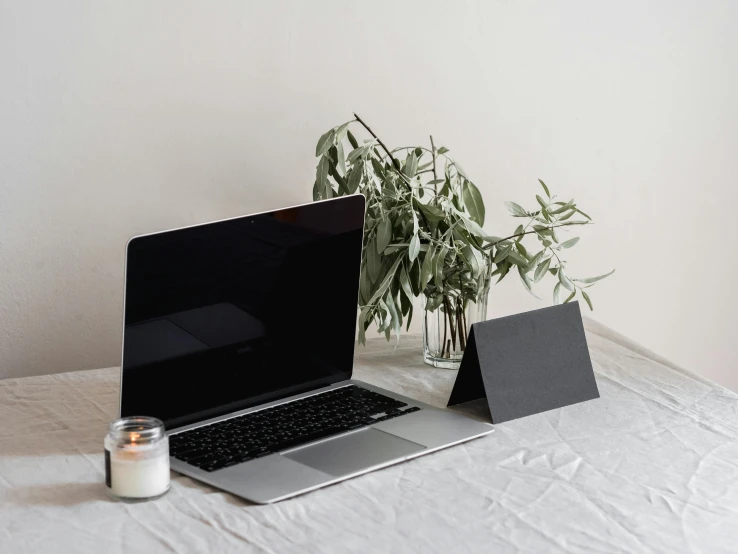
[168,385,422,472]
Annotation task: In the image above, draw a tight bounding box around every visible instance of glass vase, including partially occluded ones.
[422,275,491,370]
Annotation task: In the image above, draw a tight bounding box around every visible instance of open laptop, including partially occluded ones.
[119,195,493,503]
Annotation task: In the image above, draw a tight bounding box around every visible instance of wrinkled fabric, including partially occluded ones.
[1,319,737,553]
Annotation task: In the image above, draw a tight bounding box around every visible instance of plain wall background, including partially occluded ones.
[1,0,737,390]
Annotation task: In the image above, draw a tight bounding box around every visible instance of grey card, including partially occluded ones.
[447,302,599,424]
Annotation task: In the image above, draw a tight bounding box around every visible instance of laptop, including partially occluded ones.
[119,195,493,503]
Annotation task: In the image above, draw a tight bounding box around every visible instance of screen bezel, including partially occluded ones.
[118,195,366,428]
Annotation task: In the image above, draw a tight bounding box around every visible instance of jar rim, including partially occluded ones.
[108,416,164,444]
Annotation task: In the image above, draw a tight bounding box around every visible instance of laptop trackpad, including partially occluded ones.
[283,428,425,477]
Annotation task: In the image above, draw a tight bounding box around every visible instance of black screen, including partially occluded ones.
[120,195,366,429]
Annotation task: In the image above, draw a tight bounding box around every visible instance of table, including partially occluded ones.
[2,319,737,553]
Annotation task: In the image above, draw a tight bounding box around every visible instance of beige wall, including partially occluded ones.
[1,1,737,390]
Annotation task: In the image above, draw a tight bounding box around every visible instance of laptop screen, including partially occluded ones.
[120,195,366,429]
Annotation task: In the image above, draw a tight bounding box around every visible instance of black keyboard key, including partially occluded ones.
[190,455,223,468]
[176,448,208,461]
[200,459,229,472]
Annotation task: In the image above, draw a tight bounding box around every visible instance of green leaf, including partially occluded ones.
[328,162,348,194]
[553,281,562,304]
[377,218,392,253]
[462,245,481,278]
[439,177,451,197]
[558,209,576,221]
[335,122,351,144]
[427,178,445,185]
[575,207,592,221]
[539,179,551,198]
[405,304,413,331]
[462,180,485,225]
[516,241,529,258]
[434,246,448,288]
[316,129,335,157]
[494,260,511,283]
[494,244,512,263]
[453,161,468,179]
[505,201,528,217]
[573,269,615,284]
[527,250,544,271]
[357,307,370,345]
[346,129,359,149]
[408,258,421,296]
[367,240,381,283]
[506,249,528,266]
[384,291,401,341]
[336,141,346,175]
[366,255,404,306]
[534,258,551,282]
[420,245,435,289]
[549,200,575,215]
[558,269,576,292]
[418,202,446,223]
[558,237,580,249]
[403,152,418,177]
[436,146,449,155]
[399,264,414,302]
[370,157,385,179]
[564,291,576,303]
[315,156,331,199]
[347,160,363,193]
[347,146,366,164]
[408,233,421,262]
[582,290,593,310]
[536,195,549,210]
[518,265,541,299]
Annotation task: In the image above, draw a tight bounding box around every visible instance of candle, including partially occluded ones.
[105,416,170,502]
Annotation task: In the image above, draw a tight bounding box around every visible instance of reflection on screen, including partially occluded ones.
[120,195,365,429]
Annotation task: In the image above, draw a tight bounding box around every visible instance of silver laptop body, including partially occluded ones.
[120,195,493,504]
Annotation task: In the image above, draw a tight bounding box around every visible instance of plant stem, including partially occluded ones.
[456,296,466,351]
[429,135,438,194]
[441,304,448,357]
[353,113,401,172]
[444,296,457,352]
[481,221,589,250]
[461,303,468,344]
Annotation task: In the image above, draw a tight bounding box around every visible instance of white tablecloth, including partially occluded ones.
[2,319,737,553]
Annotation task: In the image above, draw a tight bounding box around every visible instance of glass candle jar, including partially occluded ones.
[104,416,170,502]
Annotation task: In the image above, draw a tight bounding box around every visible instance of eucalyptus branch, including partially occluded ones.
[482,221,591,250]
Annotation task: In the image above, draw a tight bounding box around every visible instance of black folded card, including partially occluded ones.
[447,302,599,423]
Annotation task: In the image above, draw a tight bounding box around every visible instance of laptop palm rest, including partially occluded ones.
[283,428,425,477]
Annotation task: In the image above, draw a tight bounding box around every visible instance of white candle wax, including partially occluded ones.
[110,449,170,499]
